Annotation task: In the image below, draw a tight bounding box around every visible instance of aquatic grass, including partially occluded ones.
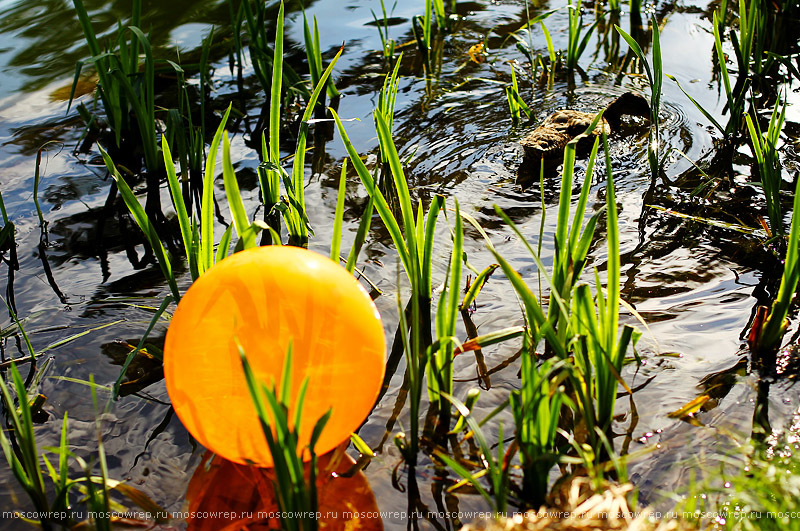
[277,44,344,246]
[0,363,53,526]
[239,0,310,103]
[164,28,216,211]
[566,0,600,72]
[460,126,638,499]
[102,103,239,300]
[329,159,376,275]
[331,107,443,329]
[0,313,159,529]
[751,137,799,356]
[412,2,433,75]
[667,7,749,141]
[0,307,65,529]
[506,8,558,80]
[432,0,448,33]
[569,133,640,438]
[99,146,181,302]
[392,272,424,464]
[258,2,343,246]
[257,0,288,242]
[412,0,448,76]
[377,56,402,133]
[164,105,232,280]
[332,88,447,460]
[70,0,143,150]
[302,10,340,106]
[427,200,463,411]
[330,159,348,263]
[83,375,112,531]
[371,0,397,60]
[712,8,751,134]
[512,356,570,505]
[616,15,662,178]
[502,121,604,354]
[435,392,512,515]
[504,63,531,126]
[71,0,185,197]
[240,345,331,531]
[745,99,786,239]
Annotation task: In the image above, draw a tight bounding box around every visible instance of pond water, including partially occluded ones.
[0,0,798,529]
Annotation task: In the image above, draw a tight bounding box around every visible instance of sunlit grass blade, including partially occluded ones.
[755,146,800,354]
[331,159,348,262]
[222,133,256,250]
[345,196,374,274]
[201,104,233,272]
[330,109,410,276]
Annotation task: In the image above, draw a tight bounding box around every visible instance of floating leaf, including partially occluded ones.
[667,395,711,419]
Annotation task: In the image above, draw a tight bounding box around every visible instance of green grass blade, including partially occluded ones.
[162,136,193,270]
[331,159,348,262]
[201,104,232,272]
[222,133,255,250]
[215,224,234,263]
[345,196,374,274]
[331,108,411,274]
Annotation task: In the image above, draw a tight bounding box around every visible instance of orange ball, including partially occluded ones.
[164,246,385,467]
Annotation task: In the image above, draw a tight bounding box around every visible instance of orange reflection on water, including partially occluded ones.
[184,445,383,531]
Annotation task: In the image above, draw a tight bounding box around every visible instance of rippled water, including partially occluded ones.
[0,0,798,528]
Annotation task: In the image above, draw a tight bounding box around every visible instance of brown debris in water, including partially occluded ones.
[462,479,694,531]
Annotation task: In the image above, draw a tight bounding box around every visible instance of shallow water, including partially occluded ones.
[0,0,798,529]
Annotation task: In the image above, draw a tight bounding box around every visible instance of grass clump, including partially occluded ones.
[240,345,331,531]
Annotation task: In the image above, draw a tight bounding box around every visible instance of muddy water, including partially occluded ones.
[0,0,798,528]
